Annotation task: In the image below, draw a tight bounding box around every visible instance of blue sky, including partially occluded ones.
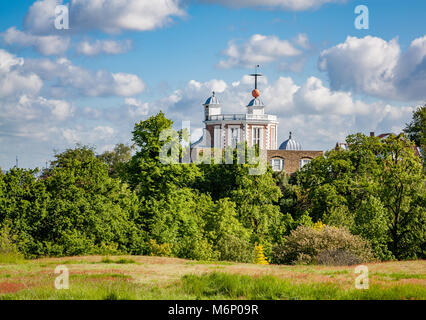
[0,0,425,169]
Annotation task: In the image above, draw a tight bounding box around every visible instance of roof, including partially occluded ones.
[279,132,302,150]
[204,92,220,105]
[247,97,264,107]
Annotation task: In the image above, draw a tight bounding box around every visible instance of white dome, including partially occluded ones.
[204,92,220,105]
[247,97,264,107]
[279,132,302,150]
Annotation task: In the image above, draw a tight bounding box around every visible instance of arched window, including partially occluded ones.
[299,158,311,168]
[270,157,284,172]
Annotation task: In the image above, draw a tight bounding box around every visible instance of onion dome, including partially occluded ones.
[247,97,265,107]
[279,132,302,150]
[204,91,220,105]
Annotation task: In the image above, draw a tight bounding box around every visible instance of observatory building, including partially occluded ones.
[191,70,323,174]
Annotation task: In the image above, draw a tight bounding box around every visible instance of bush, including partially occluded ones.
[271,225,375,265]
[317,249,363,266]
[216,234,254,263]
[0,221,25,264]
[254,243,269,264]
[147,239,172,257]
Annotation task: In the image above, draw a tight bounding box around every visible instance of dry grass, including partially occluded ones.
[0,255,424,299]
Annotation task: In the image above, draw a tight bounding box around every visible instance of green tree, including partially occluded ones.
[403,103,425,148]
[125,112,201,200]
[197,144,284,254]
[141,188,215,260]
[378,134,425,259]
[0,147,144,258]
[293,133,425,260]
[98,143,132,178]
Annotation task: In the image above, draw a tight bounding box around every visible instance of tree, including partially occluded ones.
[0,147,144,258]
[141,188,215,260]
[404,103,425,148]
[124,112,201,200]
[293,133,425,260]
[197,143,284,254]
[378,134,425,259]
[98,143,132,178]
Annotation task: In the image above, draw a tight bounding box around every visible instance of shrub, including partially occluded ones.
[271,225,375,265]
[317,249,364,266]
[147,239,172,257]
[216,234,254,263]
[254,243,269,265]
[0,221,25,264]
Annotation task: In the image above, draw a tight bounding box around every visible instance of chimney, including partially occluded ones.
[370,132,375,137]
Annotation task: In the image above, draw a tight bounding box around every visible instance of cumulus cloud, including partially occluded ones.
[125,98,149,117]
[23,57,145,97]
[0,49,145,169]
[76,39,132,56]
[218,34,303,68]
[2,27,69,56]
[318,35,426,101]
[62,126,115,144]
[24,0,185,34]
[0,49,43,98]
[0,47,415,169]
[139,75,414,150]
[198,0,346,11]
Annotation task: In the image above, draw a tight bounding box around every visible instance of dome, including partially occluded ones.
[247,97,264,107]
[279,132,302,150]
[204,91,220,105]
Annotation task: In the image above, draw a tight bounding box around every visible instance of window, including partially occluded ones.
[270,158,284,172]
[299,158,311,168]
[228,127,240,148]
[252,127,262,148]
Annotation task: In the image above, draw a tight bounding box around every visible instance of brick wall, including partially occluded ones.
[267,150,323,175]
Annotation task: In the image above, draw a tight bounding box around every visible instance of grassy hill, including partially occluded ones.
[0,255,425,300]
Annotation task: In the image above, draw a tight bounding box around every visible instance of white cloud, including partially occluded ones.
[0,47,416,169]
[0,49,43,98]
[198,0,346,11]
[294,77,370,115]
[0,49,144,169]
[23,57,145,97]
[76,39,132,56]
[319,35,426,101]
[24,0,185,34]
[218,34,303,68]
[2,27,69,56]
[294,33,310,49]
[142,76,414,152]
[125,98,149,117]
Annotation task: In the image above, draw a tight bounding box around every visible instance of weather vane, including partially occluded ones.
[250,64,262,98]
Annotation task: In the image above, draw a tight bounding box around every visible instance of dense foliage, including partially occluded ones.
[271,225,375,265]
[0,111,424,264]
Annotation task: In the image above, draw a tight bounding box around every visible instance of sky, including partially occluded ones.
[0,0,425,169]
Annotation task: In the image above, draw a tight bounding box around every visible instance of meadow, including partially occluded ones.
[0,255,424,300]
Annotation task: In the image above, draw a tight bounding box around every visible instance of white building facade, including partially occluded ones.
[192,91,278,150]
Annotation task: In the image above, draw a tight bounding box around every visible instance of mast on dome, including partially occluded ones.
[250,65,262,98]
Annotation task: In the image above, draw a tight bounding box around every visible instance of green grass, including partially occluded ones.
[0,253,26,264]
[181,272,426,300]
[0,256,424,300]
[100,256,136,264]
[372,272,426,281]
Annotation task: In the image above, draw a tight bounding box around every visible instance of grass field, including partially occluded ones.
[0,255,425,300]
